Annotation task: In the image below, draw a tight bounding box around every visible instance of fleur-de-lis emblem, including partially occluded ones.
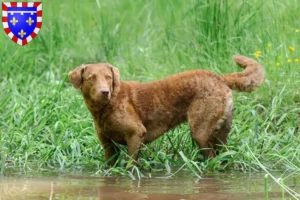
[26,17,34,26]
[10,17,18,26]
[18,29,26,38]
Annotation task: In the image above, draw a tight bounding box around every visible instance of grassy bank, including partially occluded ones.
[0,0,300,182]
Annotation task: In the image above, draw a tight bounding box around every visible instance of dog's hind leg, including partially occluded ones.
[213,105,233,154]
[189,126,217,159]
[211,92,234,155]
[187,94,231,159]
[187,101,218,158]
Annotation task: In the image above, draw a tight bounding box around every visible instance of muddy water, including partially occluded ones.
[0,170,297,200]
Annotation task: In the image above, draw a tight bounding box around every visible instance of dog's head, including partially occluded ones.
[68,63,120,104]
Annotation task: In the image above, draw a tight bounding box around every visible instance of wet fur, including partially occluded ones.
[68,55,264,165]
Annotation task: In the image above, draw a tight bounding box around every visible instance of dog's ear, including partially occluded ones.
[107,63,120,95]
[68,65,85,89]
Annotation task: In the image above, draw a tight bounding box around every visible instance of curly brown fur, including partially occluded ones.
[68,55,264,165]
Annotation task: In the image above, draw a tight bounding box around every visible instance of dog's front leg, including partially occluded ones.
[98,133,117,166]
[102,139,118,166]
[113,109,147,166]
[124,122,146,166]
[125,134,143,165]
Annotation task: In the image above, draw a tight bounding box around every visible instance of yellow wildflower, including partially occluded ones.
[289,46,295,51]
[295,58,299,62]
[267,44,272,48]
[276,62,280,66]
[287,59,292,63]
[254,50,261,58]
[296,29,300,33]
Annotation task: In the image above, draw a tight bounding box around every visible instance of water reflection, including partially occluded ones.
[0,171,295,200]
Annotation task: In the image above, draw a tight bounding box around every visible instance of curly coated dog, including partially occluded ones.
[68,55,264,165]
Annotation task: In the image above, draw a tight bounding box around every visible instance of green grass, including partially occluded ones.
[1,0,300,188]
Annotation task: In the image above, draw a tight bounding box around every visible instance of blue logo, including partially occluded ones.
[2,2,42,46]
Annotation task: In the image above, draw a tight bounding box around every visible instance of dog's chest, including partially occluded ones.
[103,129,127,144]
[94,118,127,144]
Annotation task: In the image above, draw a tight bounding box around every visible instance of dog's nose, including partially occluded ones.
[100,88,110,95]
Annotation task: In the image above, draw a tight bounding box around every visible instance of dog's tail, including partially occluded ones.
[222,55,264,92]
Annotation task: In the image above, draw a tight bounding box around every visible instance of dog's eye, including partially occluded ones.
[105,75,112,80]
[87,75,94,81]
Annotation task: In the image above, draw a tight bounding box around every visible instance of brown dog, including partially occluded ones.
[68,55,264,165]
